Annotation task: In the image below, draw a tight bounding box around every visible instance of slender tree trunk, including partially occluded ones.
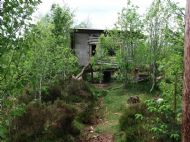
[39,77,42,102]
[173,72,178,120]
[150,60,156,92]
[182,0,190,141]
[124,45,128,88]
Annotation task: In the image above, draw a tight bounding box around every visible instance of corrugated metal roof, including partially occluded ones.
[73,28,105,34]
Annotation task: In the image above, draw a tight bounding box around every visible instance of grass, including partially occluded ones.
[94,81,156,140]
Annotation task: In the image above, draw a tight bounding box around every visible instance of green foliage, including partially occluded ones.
[51,4,73,47]
[91,32,120,81]
[145,99,181,141]
[0,3,79,140]
[9,79,103,142]
[0,0,41,54]
[0,1,41,140]
[78,85,105,125]
[0,0,185,141]
[93,0,146,86]
[110,1,184,141]
[143,1,183,140]
[10,100,78,142]
[119,103,150,142]
[145,0,184,92]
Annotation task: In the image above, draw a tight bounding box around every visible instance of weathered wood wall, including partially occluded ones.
[74,33,90,66]
[73,29,104,66]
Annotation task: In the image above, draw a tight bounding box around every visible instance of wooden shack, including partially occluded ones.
[71,28,119,83]
[71,28,104,66]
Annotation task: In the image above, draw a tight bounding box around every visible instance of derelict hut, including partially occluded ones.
[72,28,104,66]
[72,28,116,82]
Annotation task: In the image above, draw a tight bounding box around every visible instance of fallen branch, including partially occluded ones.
[72,62,90,80]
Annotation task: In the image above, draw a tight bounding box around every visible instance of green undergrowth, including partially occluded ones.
[10,79,104,142]
[94,82,155,141]
[10,80,159,142]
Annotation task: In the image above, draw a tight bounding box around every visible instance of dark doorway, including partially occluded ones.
[103,71,111,83]
[91,45,96,56]
[108,48,115,56]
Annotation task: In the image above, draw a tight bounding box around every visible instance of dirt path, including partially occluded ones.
[79,83,117,142]
[79,126,114,142]
[89,133,114,142]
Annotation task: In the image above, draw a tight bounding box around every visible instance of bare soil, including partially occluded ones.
[89,133,114,142]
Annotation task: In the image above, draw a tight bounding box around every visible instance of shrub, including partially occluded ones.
[67,79,87,96]
[45,100,78,136]
[41,85,62,103]
[79,98,104,125]
[145,99,181,142]
[10,102,47,142]
[10,80,101,142]
[10,100,79,142]
[119,103,150,142]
